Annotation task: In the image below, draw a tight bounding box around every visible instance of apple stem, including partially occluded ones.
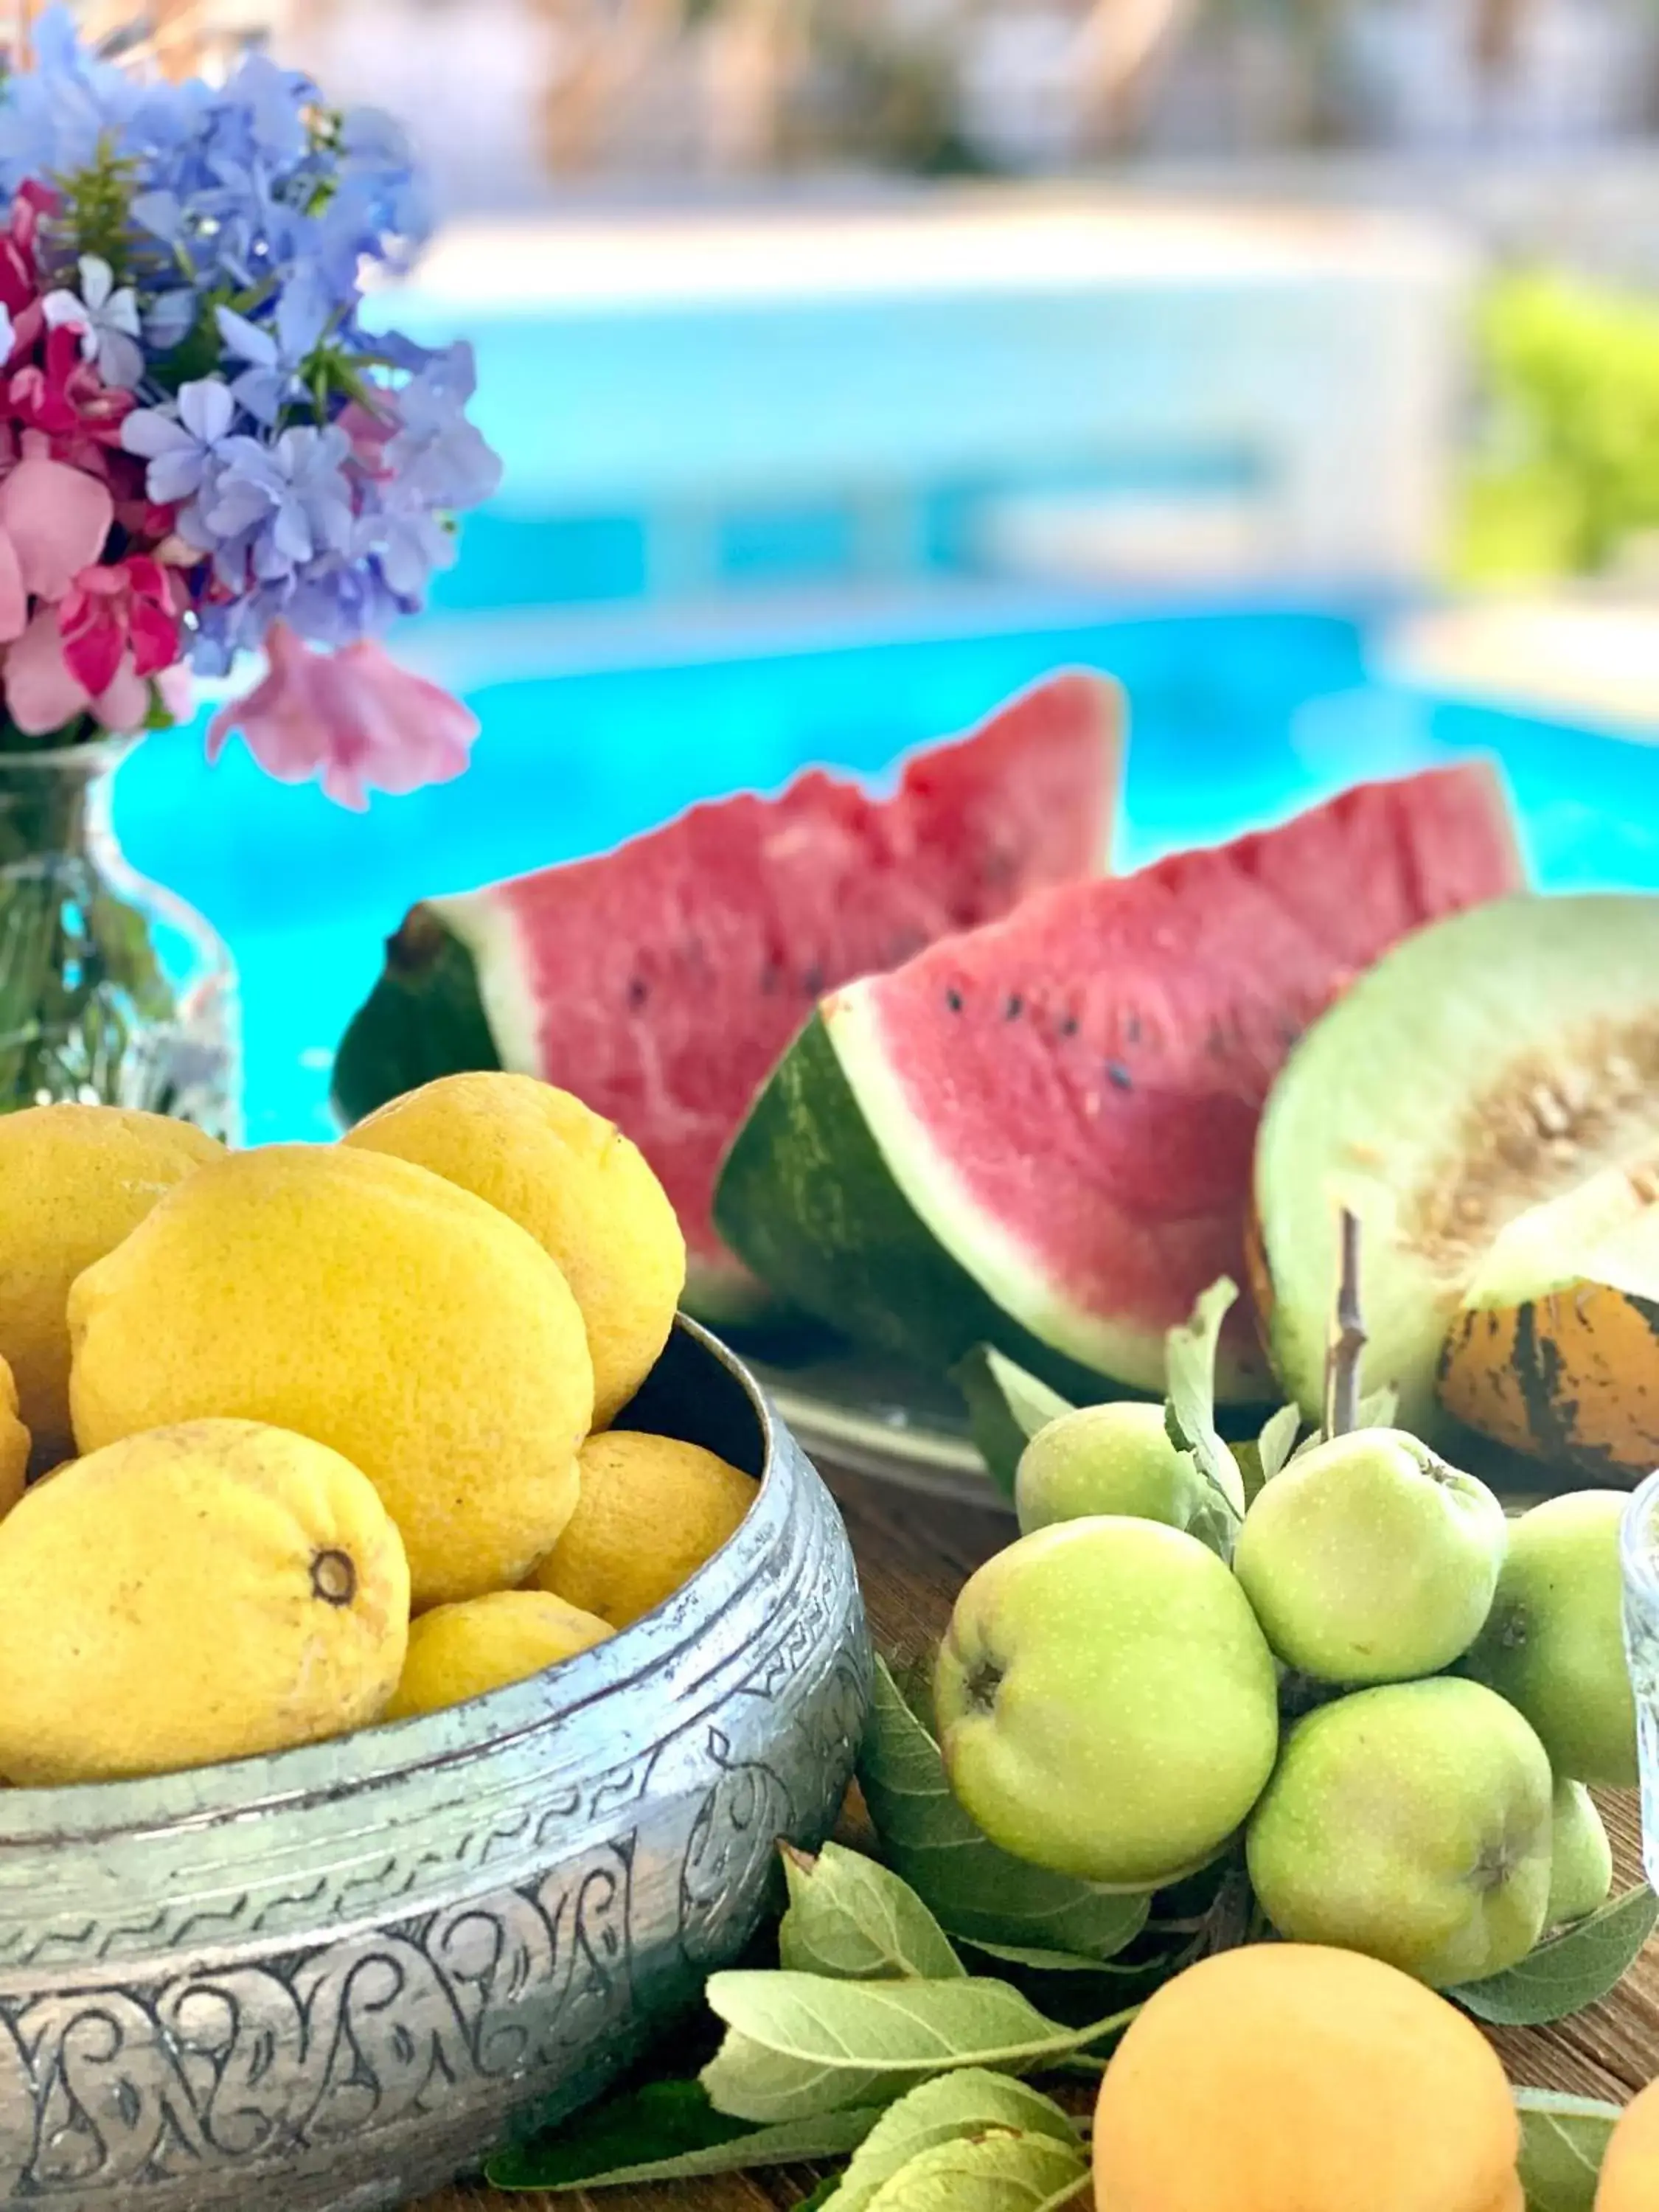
[1324,1207,1367,1438]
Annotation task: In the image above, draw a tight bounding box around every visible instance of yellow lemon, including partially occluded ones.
[0,1104,221,1458]
[344,1073,685,1428]
[0,1419,408,1784]
[384,1587,613,1720]
[528,1430,755,1629]
[0,1354,27,1518]
[68,1144,594,1609]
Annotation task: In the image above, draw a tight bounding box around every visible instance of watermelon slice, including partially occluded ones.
[714,763,1525,1400]
[333,671,1124,1321]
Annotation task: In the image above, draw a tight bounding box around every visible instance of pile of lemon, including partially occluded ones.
[0,1075,755,1787]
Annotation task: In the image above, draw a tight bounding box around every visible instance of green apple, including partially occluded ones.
[1232,1427,1506,1686]
[1245,1676,1553,1986]
[1015,1403,1205,1537]
[1462,1489,1638,1787]
[935,1517,1279,1888]
[1547,1778,1613,1928]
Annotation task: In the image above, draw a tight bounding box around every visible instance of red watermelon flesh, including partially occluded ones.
[335,670,1123,1319]
[826,761,1524,1394]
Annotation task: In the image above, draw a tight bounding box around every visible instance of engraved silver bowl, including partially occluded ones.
[0,1318,870,2211]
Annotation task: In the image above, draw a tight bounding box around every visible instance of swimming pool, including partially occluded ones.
[109,595,1659,1147]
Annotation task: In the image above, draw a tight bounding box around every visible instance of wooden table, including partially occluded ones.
[425,1461,1659,2212]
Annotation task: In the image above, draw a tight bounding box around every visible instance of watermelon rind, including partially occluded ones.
[332,905,502,1125]
[1253,893,1659,1441]
[716,1001,1168,1402]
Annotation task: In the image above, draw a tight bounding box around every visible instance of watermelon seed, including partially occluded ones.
[1004,995,1023,1020]
[945,989,964,1013]
[1059,1015,1079,1037]
[803,965,824,995]
[1106,1061,1133,1091]
[1124,1013,1142,1042]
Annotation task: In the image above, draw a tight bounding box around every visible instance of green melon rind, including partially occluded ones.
[331,905,503,1128]
[717,996,1164,1402]
[1254,892,1659,1441]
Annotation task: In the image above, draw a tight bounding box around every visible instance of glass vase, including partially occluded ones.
[0,740,242,1141]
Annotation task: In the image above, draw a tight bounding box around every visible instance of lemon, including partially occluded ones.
[0,1354,27,1518]
[0,1104,221,1458]
[529,1430,755,1629]
[384,1587,613,1720]
[0,1419,408,1784]
[344,1074,685,1428]
[68,1144,595,1609]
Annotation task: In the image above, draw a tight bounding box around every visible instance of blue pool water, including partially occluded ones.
[110,599,1659,1145]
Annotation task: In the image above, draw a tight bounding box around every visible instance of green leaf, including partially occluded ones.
[832,2070,1082,2212]
[860,2128,1090,2211]
[1256,1403,1301,1484]
[484,2078,885,2191]
[780,1841,966,1982]
[700,1972,1130,2123]
[1357,1383,1401,1430]
[859,1658,1152,1960]
[1516,2088,1622,2211]
[1452,1885,1659,2025]
[1162,1278,1247,1539]
[953,1348,1074,1498]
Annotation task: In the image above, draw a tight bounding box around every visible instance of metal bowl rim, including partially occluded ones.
[0,1315,789,1840]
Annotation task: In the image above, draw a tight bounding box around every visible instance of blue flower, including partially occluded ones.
[121,375,241,506]
[215,268,333,425]
[41,254,145,388]
[195,423,355,586]
[383,341,502,510]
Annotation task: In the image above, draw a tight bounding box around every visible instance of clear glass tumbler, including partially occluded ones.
[1621,1469,1659,1891]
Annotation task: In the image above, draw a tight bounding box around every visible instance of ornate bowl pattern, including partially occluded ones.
[0,1320,870,2210]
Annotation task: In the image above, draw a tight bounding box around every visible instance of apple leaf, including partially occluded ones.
[953,1347,1074,1498]
[1290,1383,1402,1461]
[858,1657,1152,1961]
[1256,1404,1301,1484]
[858,2126,1091,2211]
[700,1972,1133,2124]
[829,2070,1082,2212]
[1163,1278,1247,1542]
[1515,2087,1622,2211]
[1451,1885,1659,2025]
[780,1841,966,1983]
[484,2077,885,2191]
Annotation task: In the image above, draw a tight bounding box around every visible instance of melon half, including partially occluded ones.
[333,671,1124,1322]
[717,762,1523,1400]
[1256,895,1659,1445]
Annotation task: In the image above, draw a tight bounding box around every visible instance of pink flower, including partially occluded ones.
[0,456,112,639]
[2,604,182,734]
[59,557,180,699]
[207,623,479,810]
[9,326,135,473]
[0,184,52,362]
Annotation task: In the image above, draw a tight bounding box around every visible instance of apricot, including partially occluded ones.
[1093,1942,1520,2212]
[1598,2078,1659,2211]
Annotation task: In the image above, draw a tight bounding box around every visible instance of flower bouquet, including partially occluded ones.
[0,9,500,1135]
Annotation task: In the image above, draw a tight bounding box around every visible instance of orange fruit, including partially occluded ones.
[1598,2078,1659,2211]
[1093,1942,1520,2212]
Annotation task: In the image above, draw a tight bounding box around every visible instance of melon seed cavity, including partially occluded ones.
[1408,1018,1659,1283]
